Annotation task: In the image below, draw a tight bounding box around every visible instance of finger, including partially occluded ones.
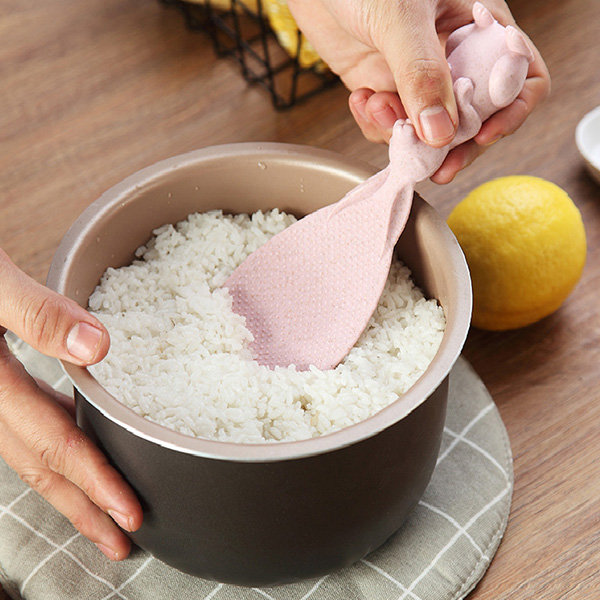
[0,426,131,560]
[349,89,384,143]
[376,3,457,147]
[34,377,76,419]
[350,89,406,144]
[431,140,486,184]
[0,249,109,366]
[363,91,406,143]
[0,342,143,534]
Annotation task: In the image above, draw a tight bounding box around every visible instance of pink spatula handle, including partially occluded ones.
[331,1,534,259]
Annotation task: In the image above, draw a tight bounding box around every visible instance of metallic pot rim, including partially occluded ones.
[47,142,472,462]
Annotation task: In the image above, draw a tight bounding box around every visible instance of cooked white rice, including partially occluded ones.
[88,209,445,443]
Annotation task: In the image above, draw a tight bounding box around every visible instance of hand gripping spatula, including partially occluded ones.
[225,3,533,370]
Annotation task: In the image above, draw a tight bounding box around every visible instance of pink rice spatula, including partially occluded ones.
[225,3,533,370]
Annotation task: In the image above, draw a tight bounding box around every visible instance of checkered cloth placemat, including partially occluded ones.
[0,335,512,600]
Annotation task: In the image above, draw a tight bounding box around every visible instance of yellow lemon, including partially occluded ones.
[262,0,324,69]
[186,0,325,69]
[447,176,586,330]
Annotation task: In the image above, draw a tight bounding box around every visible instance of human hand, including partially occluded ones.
[0,248,142,560]
[288,0,550,183]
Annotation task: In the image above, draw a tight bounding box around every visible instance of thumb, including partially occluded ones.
[376,5,457,147]
[0,249,109,365]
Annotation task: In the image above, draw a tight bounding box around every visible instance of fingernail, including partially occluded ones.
[96,543,120,561]
[108,509,134,532]
[372,105,398,130]
[419,106,455,144]
[485,134,502,146]
[353,97,368,119]
[66,322,103,362]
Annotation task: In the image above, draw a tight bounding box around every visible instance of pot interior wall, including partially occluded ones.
[57,152,455,325]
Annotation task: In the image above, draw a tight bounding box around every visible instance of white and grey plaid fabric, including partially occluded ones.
[0,336,512,600]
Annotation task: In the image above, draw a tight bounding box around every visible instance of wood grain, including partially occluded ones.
[1,0,599,597]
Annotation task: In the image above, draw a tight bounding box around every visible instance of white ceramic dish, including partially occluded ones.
[575,106,600,184]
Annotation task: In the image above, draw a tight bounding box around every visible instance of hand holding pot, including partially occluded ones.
[0,248,142,560]
[288,0,550,183]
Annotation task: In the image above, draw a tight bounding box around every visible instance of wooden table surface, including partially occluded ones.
[1,0,599,598]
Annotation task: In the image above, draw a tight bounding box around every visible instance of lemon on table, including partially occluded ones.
[447,176,586,331]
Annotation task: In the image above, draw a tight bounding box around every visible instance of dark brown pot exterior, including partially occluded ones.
[76,379,447,586]
[47,143,471,586]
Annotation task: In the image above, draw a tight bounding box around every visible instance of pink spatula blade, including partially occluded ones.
[225,175,412,370]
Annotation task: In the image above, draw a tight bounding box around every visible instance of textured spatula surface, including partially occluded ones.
[225,2,533,370]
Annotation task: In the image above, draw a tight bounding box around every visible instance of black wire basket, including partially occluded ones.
[161,0,338,109]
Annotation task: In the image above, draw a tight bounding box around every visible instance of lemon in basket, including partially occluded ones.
[447,176,586,330]
[189,0,324,69]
